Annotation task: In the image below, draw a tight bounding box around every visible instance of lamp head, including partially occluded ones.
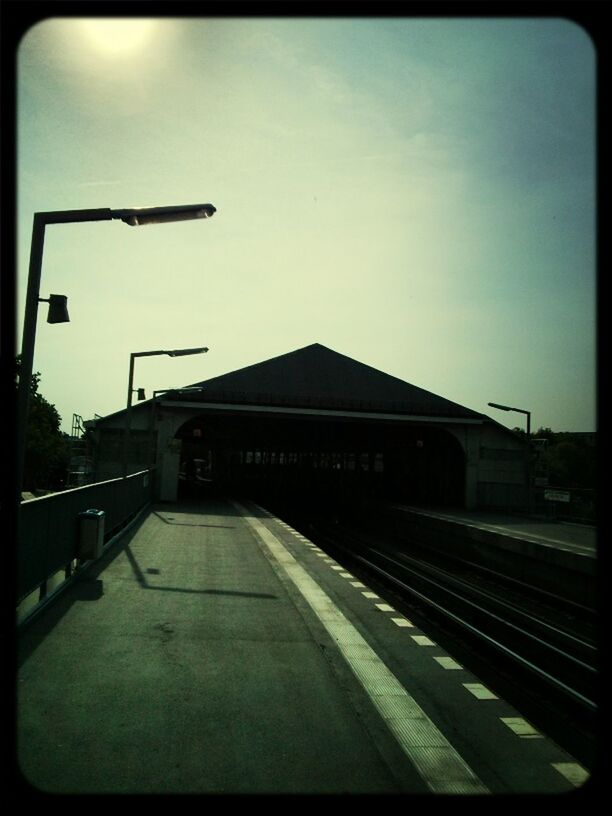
[167,347,209,357]
[43,294,70,324]
[118,204,216,226]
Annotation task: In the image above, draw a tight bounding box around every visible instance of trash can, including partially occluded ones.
[78,509,105,561]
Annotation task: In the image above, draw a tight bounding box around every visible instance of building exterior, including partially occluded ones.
[85,343,529,510]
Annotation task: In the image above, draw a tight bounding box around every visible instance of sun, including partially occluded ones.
[78,19,158,57]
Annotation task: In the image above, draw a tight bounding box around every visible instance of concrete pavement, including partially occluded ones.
[17,497,591,795]
[17,498,417,794]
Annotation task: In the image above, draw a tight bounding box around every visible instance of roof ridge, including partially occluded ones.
[183,343,483,420]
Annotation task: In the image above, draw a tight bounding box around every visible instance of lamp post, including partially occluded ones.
[16,203,216,500]
[123,349,208,478]
[488,402,532,513]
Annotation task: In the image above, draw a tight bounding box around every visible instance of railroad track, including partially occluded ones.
[287,513,599,767]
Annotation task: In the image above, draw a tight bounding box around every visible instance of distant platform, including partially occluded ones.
[389,505,596,557]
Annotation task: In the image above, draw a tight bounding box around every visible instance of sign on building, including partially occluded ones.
[544,490,571,503]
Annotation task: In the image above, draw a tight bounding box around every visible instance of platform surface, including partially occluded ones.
[16,497,591,795]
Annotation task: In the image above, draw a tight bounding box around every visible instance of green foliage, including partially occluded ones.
[16,356,70,492]
[534,426,596,489]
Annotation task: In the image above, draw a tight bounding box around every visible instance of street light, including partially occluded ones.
[488,402,532,512]
[122,348,209,478]
[487,403,531,437]
[16,203,216,500]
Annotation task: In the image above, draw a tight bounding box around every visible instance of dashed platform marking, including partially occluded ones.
[463,683,498,700]
[501,718,543,738]
[551,762,590,787]
[434,656,463,670]
[261,507,588,792]
[237,502,488,795]
[362,591,380,599]
[375,603,396,612]
[411,635,436,647]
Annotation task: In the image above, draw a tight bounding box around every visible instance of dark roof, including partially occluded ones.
[171,343,483,420]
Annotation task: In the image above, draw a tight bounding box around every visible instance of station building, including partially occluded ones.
[85,343,529,511]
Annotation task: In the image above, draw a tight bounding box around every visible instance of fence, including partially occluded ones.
[17,469,154,610]
[532,486,596,524]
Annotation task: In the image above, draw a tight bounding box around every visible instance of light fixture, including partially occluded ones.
[488,402,531,433]
[38,294,69,324]
[115,204,216,226]
[166,347,209,357]
[123,346,210,477]
[488,401,532,513]
[18,203,216,498]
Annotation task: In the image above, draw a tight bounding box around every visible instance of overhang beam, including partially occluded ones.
[160,400,484,424]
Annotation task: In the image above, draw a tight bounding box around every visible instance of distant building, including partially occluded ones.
[86,343,529,510]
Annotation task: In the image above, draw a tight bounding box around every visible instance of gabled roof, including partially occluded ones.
[176,343,483,420]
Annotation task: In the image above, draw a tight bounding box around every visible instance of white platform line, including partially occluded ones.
[411,635,436,647]
[463,683,498,700]
[500,718,544,738]
[375,603,396,612]
[392,618,414,628]
[433,656,463,670]
[551,762,590,788]
[236,502,488,795]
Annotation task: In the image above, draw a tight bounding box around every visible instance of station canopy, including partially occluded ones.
[162,343,484,421]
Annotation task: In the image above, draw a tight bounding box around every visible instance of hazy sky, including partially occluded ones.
[17,16,596,434]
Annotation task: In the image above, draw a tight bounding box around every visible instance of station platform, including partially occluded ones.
[389,504,597,557]
[376,504,597,608]
[17,496,591,795]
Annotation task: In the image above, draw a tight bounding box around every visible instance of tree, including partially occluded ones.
[533,426,596,489]
[16,356,69,492]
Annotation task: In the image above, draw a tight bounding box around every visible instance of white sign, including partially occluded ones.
[544,490,571,503]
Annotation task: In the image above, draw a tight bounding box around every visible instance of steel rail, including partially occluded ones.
[313,526,597,715]
[382,546,597,661]
[385,533,598,620]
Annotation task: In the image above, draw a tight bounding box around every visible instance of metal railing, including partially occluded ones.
[17,469,154,613]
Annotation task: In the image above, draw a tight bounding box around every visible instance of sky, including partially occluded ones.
[16,16,596,435]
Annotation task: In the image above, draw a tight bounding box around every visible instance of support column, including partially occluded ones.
[155,413,186,501]
[463,426,480,509]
